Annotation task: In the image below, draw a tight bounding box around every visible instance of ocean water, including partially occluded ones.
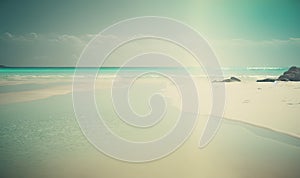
[0,66,289,80]
[0,67,300,178]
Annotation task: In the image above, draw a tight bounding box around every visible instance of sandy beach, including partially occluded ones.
[2,77,299,137]
[0,75,300,178]
[224,81,300,137]
[1,1,300,177]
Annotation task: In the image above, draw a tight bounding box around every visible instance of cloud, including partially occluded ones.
[0,32,132,66]
[210,37,300,67]
[47,34,95,46]
[1,32,39,41]
[3,32,13,39]
[0,32,98,66]
[0,32,96,45]
[212,38,300,47]
[1,33,299,67]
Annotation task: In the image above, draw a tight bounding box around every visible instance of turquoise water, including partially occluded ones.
[0,66,289,79]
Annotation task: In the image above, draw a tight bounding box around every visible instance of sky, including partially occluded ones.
[0,0,299,67]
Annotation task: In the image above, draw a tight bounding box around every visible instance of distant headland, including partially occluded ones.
[0,64,9,68]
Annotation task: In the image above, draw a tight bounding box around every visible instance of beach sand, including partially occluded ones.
[224,81,300,137]
[0,77,300,178]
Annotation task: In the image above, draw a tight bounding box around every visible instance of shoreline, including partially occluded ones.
[222,117,300,145]
[0,74,299,142]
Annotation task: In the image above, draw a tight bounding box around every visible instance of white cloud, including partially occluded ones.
[3,32,13,39]
[211,38,300,47]
[1,33,299,67]
[0,32,98,66]
[0,32,40,41]
[209,37,300,67]
[0,32,97,46]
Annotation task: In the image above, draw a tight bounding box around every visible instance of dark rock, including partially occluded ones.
[216,76,241,82]
[278,66,300,81]
[256,78,276,82]
[229,77,241,82]
[277,76,290,81]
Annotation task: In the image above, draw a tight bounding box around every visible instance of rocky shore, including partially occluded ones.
[257,66,300,82]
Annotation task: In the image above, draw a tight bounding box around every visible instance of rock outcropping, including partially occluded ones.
[278,66,300,81]
[257,78,276,82]
[257,66,300,82]
[215,77,241,82]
